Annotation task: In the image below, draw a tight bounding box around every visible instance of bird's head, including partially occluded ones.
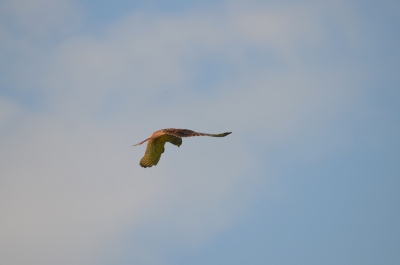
[171,137,182,147]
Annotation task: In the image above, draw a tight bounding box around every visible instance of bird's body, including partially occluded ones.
[133,128,231,168]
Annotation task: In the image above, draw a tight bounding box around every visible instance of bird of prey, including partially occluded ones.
[133,128,231,168]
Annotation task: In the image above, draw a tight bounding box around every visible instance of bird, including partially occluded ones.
[133,128,232,168]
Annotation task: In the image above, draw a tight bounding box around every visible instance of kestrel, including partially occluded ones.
[133,128,232,168]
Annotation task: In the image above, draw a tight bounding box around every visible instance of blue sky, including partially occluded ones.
[1,0,399,264]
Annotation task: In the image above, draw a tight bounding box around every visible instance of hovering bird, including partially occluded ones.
[133,128,232,168]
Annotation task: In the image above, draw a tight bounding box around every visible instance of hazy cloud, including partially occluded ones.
[0,0,368,264]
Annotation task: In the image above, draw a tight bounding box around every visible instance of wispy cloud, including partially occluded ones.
[0,0,369,264]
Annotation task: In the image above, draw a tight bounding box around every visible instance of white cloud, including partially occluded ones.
[230,3,327,53]
[0,112,254,265]
[0,116,163,265]
[0,97,21,125]
[37,0,358,115]
[0,0,365,264]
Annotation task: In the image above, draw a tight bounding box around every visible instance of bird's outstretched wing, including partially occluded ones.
[139,139,164,168]
[162,128,231,138]
[139,134,181,168]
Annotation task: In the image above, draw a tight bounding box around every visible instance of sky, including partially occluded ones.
[0,0,399,264]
